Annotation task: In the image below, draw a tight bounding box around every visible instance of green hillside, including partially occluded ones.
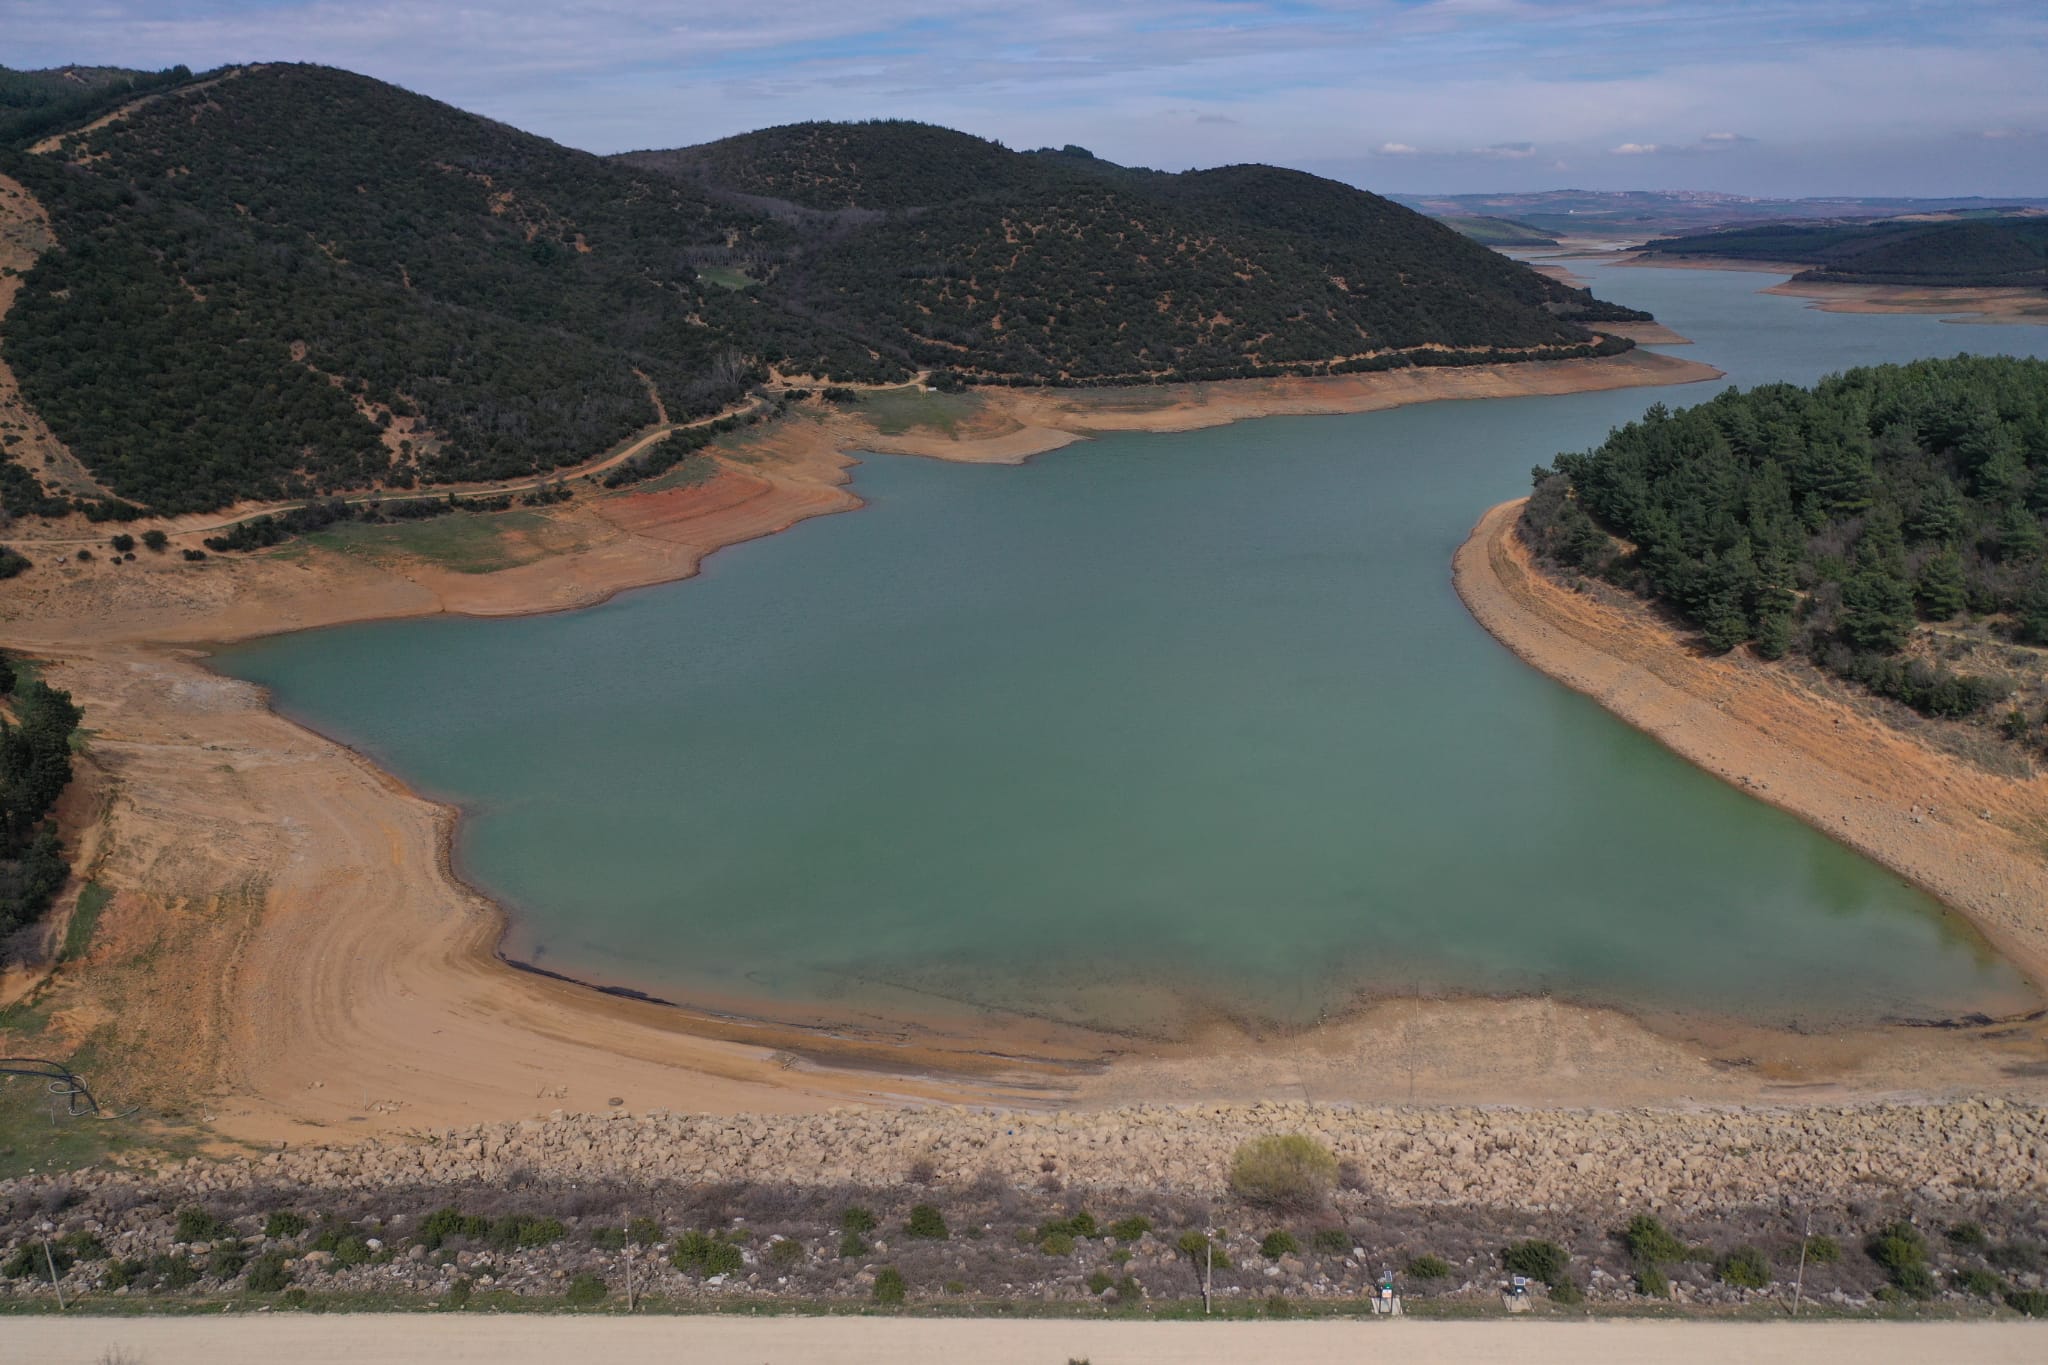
[0,73,1651,517]
[1637,217,2048,288]
[624,122,1645,385]
[1525,356,2048,728]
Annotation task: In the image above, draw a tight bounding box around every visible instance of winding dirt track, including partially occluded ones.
[12,1316,2046,1364]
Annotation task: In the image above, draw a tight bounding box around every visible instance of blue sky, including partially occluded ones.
[7,1,2046,196]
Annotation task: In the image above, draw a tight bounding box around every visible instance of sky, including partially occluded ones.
[6,1,2047,198]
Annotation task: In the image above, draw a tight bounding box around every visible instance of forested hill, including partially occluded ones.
[619,122,1647,386]
[1524,356,2048,733]
[1637,216,2048,289]
[0,68,1648,518]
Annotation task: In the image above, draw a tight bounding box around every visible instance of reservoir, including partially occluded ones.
[218,261,2048,1035]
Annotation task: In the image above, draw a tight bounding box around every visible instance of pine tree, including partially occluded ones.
[1915,550,1967,620]
[1841,568,1915,653]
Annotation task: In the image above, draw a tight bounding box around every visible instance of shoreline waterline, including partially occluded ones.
[10,344,2045,1146]
[1454,498,2048,998]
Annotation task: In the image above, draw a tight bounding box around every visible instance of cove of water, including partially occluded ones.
[219,261,2048,1035]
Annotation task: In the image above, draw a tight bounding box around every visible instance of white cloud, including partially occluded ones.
[1473,141,1537,158]
[1611,142,1662,155]
[1378,141,1421,155]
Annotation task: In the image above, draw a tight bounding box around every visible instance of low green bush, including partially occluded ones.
[1038,1211,1097,1241]
[1502,1239,1570,1288]
[1636,1264,1669,1298]
[1108,1215,1151,1242]
[906,1204,949,1239]
[445,1277,473,1308]
[838,1229,867,1259]
[1549,1278,1585,1306]
[175,1207,233,1243]
[487,1215,565,1251]
[1867,1220,1934,1298]
[150,1254,199,1289]
[1620,1214,1686,1265]
[1310,1228,1350,1255]
[564,1272,607,1307]
[589,1226,629,1250]
[3,1243,66,1279]
[208,1242,249,1279]
[60,1231,108,1261]
[1260,1230,1301,1260]
[1039,1230,1076,1256]
[264,1211,309,1240]
[1892,1263,1938,1300]
[245,1252,294,1293]
[1228,1135,1339,1213]
[1086,1270,1115,1295]
[840,1206,877,1235]
[1405,1254,1452,1281]
[626,1217,662,1247]
[1802,1234,1841,1264]
[2007,1288,2048,1317]
[873,1266,907,1305]
[1957,1267,2005,1298]
[1715,1246,1771,1289]
[672,1231,746,1276]
[416,1207,490,1250]
[1946,1221,1989,1250]
[768,1237,804,1269]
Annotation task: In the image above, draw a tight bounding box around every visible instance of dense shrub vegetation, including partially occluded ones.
[1526,356,2048,723]
[0,67,1649,516]
[0,657,84,946]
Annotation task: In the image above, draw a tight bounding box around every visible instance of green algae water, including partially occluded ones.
[219,262,2048,1035]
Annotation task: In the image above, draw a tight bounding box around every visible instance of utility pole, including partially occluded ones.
[1791,1209,1812,1317]
[39,1224,65,1311]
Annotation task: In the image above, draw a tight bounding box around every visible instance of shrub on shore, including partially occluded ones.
[1502,1239,1570,1288]
[1714,1246,1771,1289]
[1405,1254,1452,1281]
[1260,1230,1301,1260]
[905,1204,949,1239]
[872,1266,907,1305]
[1227,1135,1338,1213]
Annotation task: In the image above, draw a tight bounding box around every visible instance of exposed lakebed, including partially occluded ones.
[218,262,2048,1036]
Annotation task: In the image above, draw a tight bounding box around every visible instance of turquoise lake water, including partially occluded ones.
[218,261,2048,1035]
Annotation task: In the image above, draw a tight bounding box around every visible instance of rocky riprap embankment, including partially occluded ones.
[150,1098,2048,1210]
[3,1100,2045,1311]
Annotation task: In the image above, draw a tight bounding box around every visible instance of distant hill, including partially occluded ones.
[1436,215,1558,248]
[1635,216,2048,288]
[1400,190,2048,243]
[0,70,1650,517]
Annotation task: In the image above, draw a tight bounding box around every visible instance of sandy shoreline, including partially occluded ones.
[1454,499,2048,996]
[30,345,2048,1150]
